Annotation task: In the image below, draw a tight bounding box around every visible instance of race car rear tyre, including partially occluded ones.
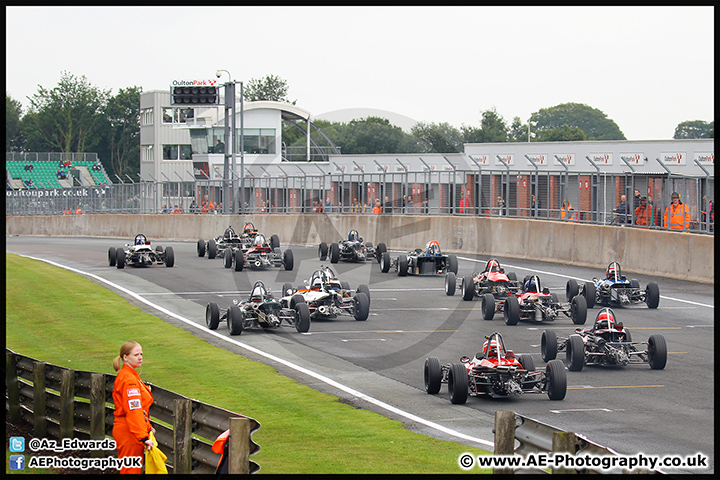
[482,293,496,320]
[645,282,660,309]
[566,279,579,302]
[424,357,442,395]
[507,272,517,281]
[623,328,632,342]
[295,303,311,333]
[461,275,475,301]
[341,281,350,291]
[116,249,125,269]
[445,272,456,296]
[647,334,667,370]
[208,239,217,259]
[518,354,535,371]
[155,246,163,253]
[227,305,244,335]
[329,243,340,263]
[282,282,294,297]
[448,363,468,405]
[289,294,305,309]
[583,282,596,308]
[571,295,588,325]
[504,295,520,326]
[354,292,370,321]
[206,302,220,330]
[545,359,567,400]
[197,239,206,257]
[270,234,280,250]
[283,249,294,271]
[567,334,585,371]
[630,278,640,289]
[375,243,387,263]
[357,284,371,305]
[541,330,558,362]
[380,252,391,273]
[234,250,244,271]
[318,242,328,261]
[398,255,408,277]
[164,246,175,267]
[108,247,116,267]
[224,248,233,268]
[447,254,458,274]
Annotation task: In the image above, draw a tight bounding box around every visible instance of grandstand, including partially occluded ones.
[6,153,111,189]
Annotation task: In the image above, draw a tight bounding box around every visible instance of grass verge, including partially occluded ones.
[5,253,492,474]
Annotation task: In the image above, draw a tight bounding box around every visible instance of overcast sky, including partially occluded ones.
[5,6,714,140]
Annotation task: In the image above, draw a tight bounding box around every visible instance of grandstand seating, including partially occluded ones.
[6,159,110,188]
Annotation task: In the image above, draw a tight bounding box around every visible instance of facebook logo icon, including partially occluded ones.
[9,455,25,470]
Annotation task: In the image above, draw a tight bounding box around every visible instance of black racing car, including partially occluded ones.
[380,240,458,276]
[318,229,385,263]
[223,233,293,271]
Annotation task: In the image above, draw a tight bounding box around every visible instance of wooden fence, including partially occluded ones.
[5,348,260,474]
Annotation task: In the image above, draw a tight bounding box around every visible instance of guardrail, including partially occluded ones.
[493,410,661,474]
[5,348,260,474]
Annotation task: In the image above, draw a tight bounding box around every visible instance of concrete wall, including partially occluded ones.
[6,214,713,284]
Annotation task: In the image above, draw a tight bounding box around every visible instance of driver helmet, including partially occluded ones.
[250,282,266,301]
[253,234,266,246]
[482,339,500,356]
[426,240,441,256]
[485,259,501,273]
[134,234,146,245]
[594,307,616,330]
[525,276,540,293]
[348,229,359,241]
[224,226,235,238]
[606,262,620,279]
[243,223,255,234]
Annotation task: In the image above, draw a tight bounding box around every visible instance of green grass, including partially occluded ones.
[6,253,492,474]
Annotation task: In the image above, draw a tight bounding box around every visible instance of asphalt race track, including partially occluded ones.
[6,235,714,474]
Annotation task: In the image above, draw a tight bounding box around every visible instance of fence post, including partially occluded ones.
[173,398,193,474]
[552,431,577,474]
[493,410,515,475]
[228,417,250,474]
[33,362,47,438]
[90,373,106,457]
[6,351,21,423]
[60,369,75,438]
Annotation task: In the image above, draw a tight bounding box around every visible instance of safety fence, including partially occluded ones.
[5,348,260,474]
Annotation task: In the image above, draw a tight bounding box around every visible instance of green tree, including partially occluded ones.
[410,122,463,153]
[508,116,527,142]
[243,74,295,104]
[97,86,142,177]
[530,102,625,141]
[461,108,509,144]
[673,120,714,139]
[6,93,25,151]
[22,71,111,153]
[535,125,587,142]
[336,117,420,155]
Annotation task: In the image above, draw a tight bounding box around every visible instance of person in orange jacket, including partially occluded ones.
[663,192,691,230]
[112,341,155,474]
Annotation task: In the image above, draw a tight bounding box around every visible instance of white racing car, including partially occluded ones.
[108,234,174,269]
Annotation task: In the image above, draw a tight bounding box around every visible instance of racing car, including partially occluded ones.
[198,223,280,259]
[223,233,293,271]
[540,307,667,371]
[565,261,660,309]
[424,331,567,404]
[108,234,174,269]
[379,240,458,276]
[318,229,386,263]
[282,265,370,321]
[205,280,310,335]
[445,258,524,320]
[503,275,587,326]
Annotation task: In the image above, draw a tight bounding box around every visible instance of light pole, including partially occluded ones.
[216,70,238,214]
[527,120,537,143]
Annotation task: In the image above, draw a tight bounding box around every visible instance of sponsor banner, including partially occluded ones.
[620,153,644,165]
[588,153,613,165]
[554,154,575,166]
[694,152,714,165]
[526,154,548,166]
[472,154,491,166]
[496,154,514,166]
[661,152,686,165]
[6,187,110,198]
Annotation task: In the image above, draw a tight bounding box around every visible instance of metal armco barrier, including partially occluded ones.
[6,348,260,474]
[494,411,661,474]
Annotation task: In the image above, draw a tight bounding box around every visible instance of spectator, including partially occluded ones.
[633,189,642,212]
[214,139,225,154]
[189,200,198,214]
[160,205,169,214]
[351,197,361,213]
[531,194,540,217]
[325,196,333,213]
[647,194,661,227]
[663,192,690,230]
[260,200,267,213]
[458,190,469,214]
[613,195,629,224]
[372,198,383,214]
[634,196,650,227]
[496,196,507,216]
[701,196,714,232]
[406,195,415,214]
[201,195,214,213]
[422,199,429,214]
[561,199,573,221]
[383,196,392,214]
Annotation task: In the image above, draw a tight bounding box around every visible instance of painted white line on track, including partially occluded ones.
[18,254,495,449]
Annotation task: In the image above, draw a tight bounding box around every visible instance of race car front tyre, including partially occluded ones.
[448,363,468,405]
[197,239,206,257]
[270,234,280,250]
[645,282,660,309]
[541,330,558,362]
[329,243,340,263]
[375,243,387,263]
[583,282,596,308]
[461,275,475,301]
[234,250,244,271]
[504,295,520,326]
[545,359,567,400]
[164,246,174,267]
[566,279,579,302]
[380,252,391,273]
[224,248,233,268]
[227,305,244,335]
[424,357,442,395]
[567,334,585,371]
[116,249,125,269]
[447,254,458,274]
[318,242,328,261]
[283,249,294,271]
[206,303,220,330]
[295,303,311,333]
[445,272,456,296]
[482,293,496,320]
[282,282,294,297]
[108,247,116,267]
[354,292,370,321]
[571,295,588,325]
[357,284,371,305]
[208,239,217,259]
[398,255,408,277]
[647,334,667,370]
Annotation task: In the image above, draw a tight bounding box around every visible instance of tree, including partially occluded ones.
[536,125,587,142]
[6,93,24,151]
[336,117,421,155]
[530,102,625,141]
[508,116,527,142]
[22,71,111,153]
[460,108,509,144]
[410,122,464,153]
[673,120,714,139]
[243,74,295,104]
[97,87,142,177]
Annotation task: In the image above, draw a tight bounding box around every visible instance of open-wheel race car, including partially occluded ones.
[198,223,280,259]
[108,234,174,269]
[318,229,386,263]
[281,265,370,321]
[566,261,660,309]
[541,307,667,371]
[223,233,293,271]
[424,331,567,404]
[379,240,458,276]
[445,258,524,320]
[205,280,310,335]
[502,275,587,326]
